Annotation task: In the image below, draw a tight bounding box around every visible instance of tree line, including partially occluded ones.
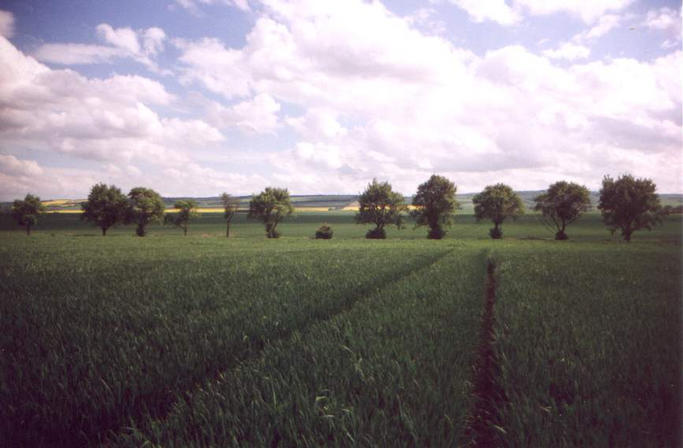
[9,174,668,242]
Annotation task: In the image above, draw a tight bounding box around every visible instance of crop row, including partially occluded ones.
[111,250,486,446]
[0,238,449,446]
[492,243,681,447]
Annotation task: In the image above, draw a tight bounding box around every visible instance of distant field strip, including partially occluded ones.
[492,243,681,447]
[0,241,449,446]
[112,250,486,447]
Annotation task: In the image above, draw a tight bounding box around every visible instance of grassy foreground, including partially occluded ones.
[0,212,680,446]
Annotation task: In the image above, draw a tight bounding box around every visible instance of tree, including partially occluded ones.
[11,194,46,235]
[411,174,458,239]
[165,200,199,236]
[248,187,294,238]
[533,181,591,240]
[80,183,128,236]
[472,183,524,239]
[598,174,663,242]
[126,187,165,237]
[220,193,240,238]
[355,179,406,239]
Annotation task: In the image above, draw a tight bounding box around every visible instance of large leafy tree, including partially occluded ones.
[598,174,663,242]
[248,187,294,238]
[473,183,524,239]
[165,200,199,236]
[126,187,165,237]
[220,193,240,238]
[81,183,128,236]
[355,179,406,239]
[411,174,458,239]
[533,181,591,240]
[11,194,46,235]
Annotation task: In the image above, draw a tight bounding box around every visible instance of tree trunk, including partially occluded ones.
[26,225,31,236]
[102,227,107,236]
[184,226,187,236]
[226,223,230,238]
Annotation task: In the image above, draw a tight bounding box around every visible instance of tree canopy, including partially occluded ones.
[472,183,524,239]
[220,193,240,238]
[11,194,46,235]
[81,183,128,236]
[165,199,199,236]
[355,179,406,239]
[248,187,294,238]
[598,174,663,242]
[533,181,590,240]
[126,187,165,237]
[411,174,458,239]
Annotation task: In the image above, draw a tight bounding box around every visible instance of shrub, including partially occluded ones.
[315,224,333,239]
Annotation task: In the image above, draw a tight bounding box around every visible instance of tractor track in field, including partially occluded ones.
[462,258,507,447]
[102,248,455,444]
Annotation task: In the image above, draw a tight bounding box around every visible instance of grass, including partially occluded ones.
[0,211,680,446]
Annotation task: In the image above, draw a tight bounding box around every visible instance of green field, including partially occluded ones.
[0,212,681,446]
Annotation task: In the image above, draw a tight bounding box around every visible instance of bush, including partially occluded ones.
[489,227,503,239]
[366,228,386,239]
[315,224,333,239]
[427,226,446,240]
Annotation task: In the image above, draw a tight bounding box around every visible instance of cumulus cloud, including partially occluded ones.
[174,0,249,15]
[0,10,15,38]
[449,0,632,25]
[0,35,226,198]
[34,23,168,72]
[543,42,591,60]
[3,0,682,198]
[644,7,680,31]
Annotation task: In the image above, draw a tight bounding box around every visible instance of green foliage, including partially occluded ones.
[165,200,199,236]
[473,184,524,239]
[11,193,45,235]
[314,224,333,239]
[81,183,128,236]
[248,187,294,238]
[220,192,240,238]
[533,181,590,240]
[411,174,458,239]
[126,187,165,237]
[355,179,406,238]
[598,174,663,242]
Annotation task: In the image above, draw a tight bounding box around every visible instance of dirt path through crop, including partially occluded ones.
[462,258,506,447]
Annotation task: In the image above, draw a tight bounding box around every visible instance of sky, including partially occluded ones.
[0,0,681,200]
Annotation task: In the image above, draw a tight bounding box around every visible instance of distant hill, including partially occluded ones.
[2,192,681,212]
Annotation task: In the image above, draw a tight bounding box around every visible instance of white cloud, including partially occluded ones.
[0,10,15,38]
[447,0,520,25]
[645,7,680,30]
[0,155,43,177]
[448,0,632,25]
[34,24,168,72]
[33,44,127,65]
[514,0,633,24]
[543,42,591,60]
[174,0,249,15]
[0,35,225,199]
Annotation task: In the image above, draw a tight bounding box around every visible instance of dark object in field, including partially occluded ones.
[365,227,386,239]
[315,224,333,239]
